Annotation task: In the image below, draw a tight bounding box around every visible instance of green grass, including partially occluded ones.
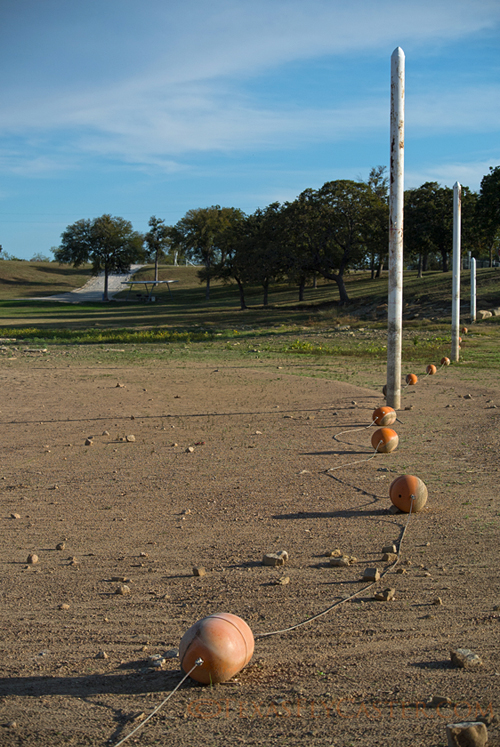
[0,260,499,374]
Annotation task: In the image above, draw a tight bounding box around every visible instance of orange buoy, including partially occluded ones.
[426,364,437,375]
[389,474,428,513]
[462,326,468,334]
[372,406,397,426]
[441,356,450,366]
[179,612,254,685]
[406,373,418,385]
[371,427,398,453]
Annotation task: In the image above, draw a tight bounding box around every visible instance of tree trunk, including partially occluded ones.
[298,277,305,302]
[334,272,350,305]
[154,252,159,282]
[418,253,423,278]
[375,260,383,278]
[422,254,428,272]
[235,277,247,310]
[441,249,448,273]
[103,268,109,302]
[263,280,269,307]
[313,273,317,289]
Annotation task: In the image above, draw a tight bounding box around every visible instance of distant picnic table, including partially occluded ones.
[121,279,179,302]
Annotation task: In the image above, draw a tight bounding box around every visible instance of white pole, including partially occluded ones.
[451,181,461,361]
[387,47,405,410]
[471,257,476,322]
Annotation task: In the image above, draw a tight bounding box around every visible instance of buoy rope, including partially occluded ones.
[111,658,204,747]
[326,440,382,472]
[333,419,376,441]
[255,497,414,640]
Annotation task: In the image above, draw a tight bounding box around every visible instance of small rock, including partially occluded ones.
[126,435,136,442]
[446,721,487,747]
[263,551,288,566]
[363,567,380,582]
[27,553,38,565]
[129,712,146,723]
[382,543,397,554]
[164,648,179,659]
[404,405,414,411]
[148,654,165,668]
[186,446,194,453]
[85,438,93,446]
[102,430,110,436]
[110,576,130,583]
[193,566,206,577]
[56,542,66,551]
[396,568,407,574]
[10,512,21,519]
[464,394,473,400]
[432,597,443,605]
[326,549,343,558]
[427,695,452,708]
[96,650,109,659]
[389,504,402,514]
[6,721,17,729]
[116,383,125,388]
[275,576,290,585]
[116,584,131,595]
[374,587,395,601]
[450,648,482,669]
[330,556,351,568]
[383,553,398,563]
[58,603,70,610]
[139,552,149,558]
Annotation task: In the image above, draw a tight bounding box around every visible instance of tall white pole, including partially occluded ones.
[387,47,405,410]
[470,257,476,322]
[451,181,461,361]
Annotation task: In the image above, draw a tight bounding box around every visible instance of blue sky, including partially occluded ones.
[1,0,499,260]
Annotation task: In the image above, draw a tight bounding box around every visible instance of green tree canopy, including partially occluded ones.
[54,214,144,301]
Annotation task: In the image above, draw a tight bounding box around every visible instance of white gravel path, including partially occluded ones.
[32,265,146,303]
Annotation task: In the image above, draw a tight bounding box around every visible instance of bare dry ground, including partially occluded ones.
[0,350,499,747]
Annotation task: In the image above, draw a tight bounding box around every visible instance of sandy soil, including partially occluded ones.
[0,351,499,747]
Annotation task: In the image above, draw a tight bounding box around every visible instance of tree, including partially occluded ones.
[404,182,454,275]
[364,166,389,278]
[144,216,171,280]
[171,206,245,300]
[478,166,500,265]
[54,214,144,301]
[281,180,382,304]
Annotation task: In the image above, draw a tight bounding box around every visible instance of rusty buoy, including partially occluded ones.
[405,373,418,386]
[179,613,254,684]
[441,357,450,366]
[371,427,398,453]
[372,406,397,426]
[389,474,428,513]
[426,364,437,375]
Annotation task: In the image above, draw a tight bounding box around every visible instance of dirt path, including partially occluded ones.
[0,354,499,746]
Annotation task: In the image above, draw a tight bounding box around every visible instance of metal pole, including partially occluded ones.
[451,181,461,361]
[470,257,476,322]
[387,47,405,410]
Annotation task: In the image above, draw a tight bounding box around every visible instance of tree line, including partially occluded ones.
[50,165,500,304]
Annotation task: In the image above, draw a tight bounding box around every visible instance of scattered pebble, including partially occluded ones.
[58,603,70,610]
[102,430,110,436]
[464,394,473,400]
[330,555,357,567]
[139,552,149,558]
[382,543,397,554]
[116,584,131,595]
[383,552,398,563]
[186,446,194,453]
[446,721,487,747]
[164,648,179,659]
[10,513,21,519]
[326,549,343,558]
[374,587,395,601]
[126,435,136,442]
[432,597,443,605]
[193,566,206,577]
[85,438,93,446]
[363,567,380,582]
[450,648,483,669]
[27,553,38,565]
[56,542,66,551]
[263,551,288,566]
[148,654,165,668]
[96,650,109,660]
[274,576,290,586]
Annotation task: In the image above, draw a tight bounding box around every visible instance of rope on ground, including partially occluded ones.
[255,497,414,641]
[333,419,376,442]
[111,658,204,747]
[325,440,382,473]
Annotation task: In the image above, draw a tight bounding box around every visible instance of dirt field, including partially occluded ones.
[0,350,499,747]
